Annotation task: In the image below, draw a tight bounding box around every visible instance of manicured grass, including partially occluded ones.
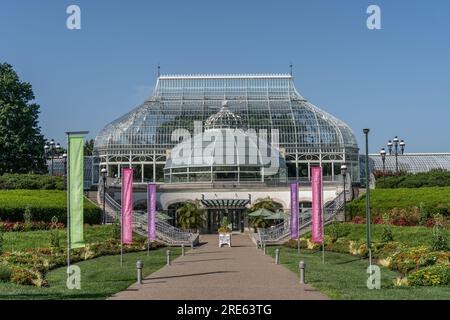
[266,247,450,300]
[2,225,145,252]
[0,248,180,300]
[303,223,450,248]
[0,189,101,223]
[347,186,450,217]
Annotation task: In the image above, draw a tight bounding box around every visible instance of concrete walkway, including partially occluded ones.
[110,234,328,300]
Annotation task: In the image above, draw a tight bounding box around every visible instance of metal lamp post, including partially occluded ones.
[101,168,107,224]
[62,153,67,175]
[341,164,347,221]
[387,136,406,174]
[44,139,61,176]
[363,129,372,268]
[380,148,386,188]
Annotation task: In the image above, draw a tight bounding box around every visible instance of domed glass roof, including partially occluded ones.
[94,74,358,158]
[165,128,286,170]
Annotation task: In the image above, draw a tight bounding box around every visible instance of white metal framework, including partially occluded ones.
[368,153,450,174]
[94,74,360,184]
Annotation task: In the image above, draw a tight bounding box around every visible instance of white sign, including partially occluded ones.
[219,233,231,247]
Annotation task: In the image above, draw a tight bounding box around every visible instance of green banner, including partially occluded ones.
[69,135,85,249]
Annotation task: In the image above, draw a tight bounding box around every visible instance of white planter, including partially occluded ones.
[219,233,231,247]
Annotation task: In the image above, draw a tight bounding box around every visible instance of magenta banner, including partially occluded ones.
[147,183,156,241]
[121,168,133,244]
[311,166,323,243]
[290,182,298,239]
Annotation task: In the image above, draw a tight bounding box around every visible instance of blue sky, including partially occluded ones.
[1,0,449,153]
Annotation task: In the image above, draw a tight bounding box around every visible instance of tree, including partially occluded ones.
[176,200,205,232]
[84,139,94,156]
[248,197,283,213]
[0,63,46,174]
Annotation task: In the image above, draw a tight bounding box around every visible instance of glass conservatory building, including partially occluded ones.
[94,74,360,185]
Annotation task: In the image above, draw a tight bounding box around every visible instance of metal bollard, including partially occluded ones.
[136,260,144,284]
[181,244,185,256]
[275,248,280,265]
[299,261,305,284]
[191,241,194,250]
[263,243,266,255]
[166,250,171,266]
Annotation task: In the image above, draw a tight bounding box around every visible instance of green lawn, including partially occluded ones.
[304,223,450,247]
[0,249,180,299]
[2,225,146,252]
[266,247,450,300]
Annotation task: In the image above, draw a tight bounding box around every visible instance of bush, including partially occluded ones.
[431,214,449,251]
[408,263,450,286]
[0,174,65,190]
[328,220,347,243]
[346,187,450,221]
[0,264,12,282]
[0,190,101,224]
[376,169,450,189]
[0,231,3,256]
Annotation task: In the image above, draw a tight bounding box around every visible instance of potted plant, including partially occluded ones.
[218,217,232,247]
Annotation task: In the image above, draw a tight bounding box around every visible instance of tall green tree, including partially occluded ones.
[84,139,94,156]
[0,63,46,174]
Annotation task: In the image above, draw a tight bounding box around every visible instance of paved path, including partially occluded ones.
[110,234,328,300]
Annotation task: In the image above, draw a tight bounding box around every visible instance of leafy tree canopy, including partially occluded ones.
[84,139,94,156]
[0,63,46,174]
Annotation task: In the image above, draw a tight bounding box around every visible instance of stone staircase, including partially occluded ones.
[252,188,351,246]
[98,191,199,247]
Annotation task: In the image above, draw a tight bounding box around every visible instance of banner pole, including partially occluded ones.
[147,183,150,256]
[120,168,123,267]
[66,134,71,278]
[320,160,324,264]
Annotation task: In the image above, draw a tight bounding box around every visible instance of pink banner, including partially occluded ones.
[290,182,298,239]
[311,166,323,243]
[122,168,133,244]
[148,183,156,241]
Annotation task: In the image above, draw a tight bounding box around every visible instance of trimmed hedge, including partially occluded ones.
[376,169,450,189]
[0,190,101,224]
[0,174,65,190]
[346,187,450,219]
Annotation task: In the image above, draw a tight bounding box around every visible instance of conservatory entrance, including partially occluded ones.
[200,198,250,233]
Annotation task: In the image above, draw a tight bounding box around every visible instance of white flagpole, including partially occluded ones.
[120,168,123,267]
[66,134,71,278]
[320,158,324,264]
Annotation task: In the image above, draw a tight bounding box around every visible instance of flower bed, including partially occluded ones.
[0,221,64,232]
[0,239,164,287]
[284,236,450,287]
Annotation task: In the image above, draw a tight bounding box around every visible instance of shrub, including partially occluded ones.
[381,213,394,243]
[419,202,430,226]
[111,218,121,240]
[23,205,33,232]
[0,190,101,224]
[0,264,12,282]
[0,174,65,190]
[0,230,3,256]
[328,220,347,243]
[408,263,450,286]
[431,214,449,251]
[375,169,450,189]
[346,187,450,220]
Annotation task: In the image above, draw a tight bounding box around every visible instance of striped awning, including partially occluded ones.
[200,199,250,208]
